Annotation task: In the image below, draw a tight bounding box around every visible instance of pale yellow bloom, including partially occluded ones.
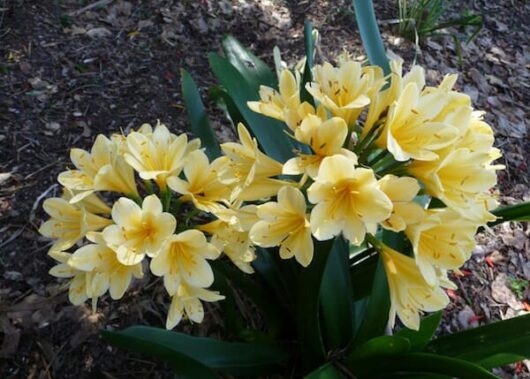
[220,123,287,202]
[405,208,477,285]
[102,195,176,265]
[377,175,425,232]
[166,283,224,329]
[250,186,313,267]
[308,155,392,245]
[167,150,231,212]
[150,230,220,295]
[62,188,111,215]
[68,233,143,310]
[381,244,450,330]
[58,135,138,202]
[306,60,383,125]
[48,250,93,306]
[39,198,112,253]
[283,115,358,178]
[124,122,189,190]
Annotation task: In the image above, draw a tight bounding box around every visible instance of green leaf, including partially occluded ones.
[396,311,442,351]
[221,35,277,91]
[349,336,411,361]
[348,353,498,379]
[180,69,221,161]
[102,326,289,377]
[300,20,316,105]
[210,267,246,337]
[490,201,530,226]
[320,236,355,350]
[352,0,390,75]
[208,85,245,130]
[426,312,530,369]
[305,362,345,379]
[208,53,295,162]
[350,252,378,301]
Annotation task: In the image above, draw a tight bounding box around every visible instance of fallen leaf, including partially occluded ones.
[86,27,112,38]
[491,273,524,310]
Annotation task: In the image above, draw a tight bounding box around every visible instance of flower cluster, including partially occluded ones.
[41,56,502,331]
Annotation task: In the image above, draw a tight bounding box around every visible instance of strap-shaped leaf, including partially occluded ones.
[222,35,277,91]
[396,311,442,351]
[102,326,289,376]
[350,252,378,301]
[426,312,530,369]
[348,353,498,379]
[490,201,530,225]
[210,267,246,337]
[320,236,355,350]
[305,362,345,379]
[208,85,245,130]
[208,53,295,162]
[349,335,410,361]
[300,20,316,105]
[180,69,221,160]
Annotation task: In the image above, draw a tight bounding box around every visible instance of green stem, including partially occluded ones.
[144,180,154,195]
[162,190,172,212]
[365,234,383,251]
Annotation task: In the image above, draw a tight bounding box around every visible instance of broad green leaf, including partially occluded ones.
[320,236,355,350]
[208,53,295,162]
[300,20,316,105]
[296,238,334,371]
[210,267,246,337]
[222,35,277,91]
[352,0,391,75]
[349,336,410,361]
[180,69,221,160]
[396,311,442,351]
[426,312,530,369]
[350,252,378,301]
[102,326,289,376]
[348,353,498,379]
[208,85,245,130]
[490,201,530,226]
[305,362,345,379]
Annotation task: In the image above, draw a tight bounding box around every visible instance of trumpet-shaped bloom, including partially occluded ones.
[308,155,392,245]
[405,208,478,285]
[306,60,383,125]
[58,135,138,202]
[167,150,231,212]
[150,230,220,296]
[48,250,93,306]
[102,195,176,265]
[385,83,460,162]
[62,188,111,215]
[250,186,313,267]
[283,115,358,178]
[124,122,189,190]
[381,244,450,330]
[166,283,224,329]
[220,123,287,202]
[39,198,112,253]
[68,233,143,310]
[377,175,425,232]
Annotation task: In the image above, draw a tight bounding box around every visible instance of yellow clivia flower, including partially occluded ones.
[250,186,313,267]
[220,123,287,202]
[283,115,358,179]
[166,283,224,329]
[102,195,176,265]
[381,244,450,330]
[150,230,220,296]
[308,155,392,245]
[39,197,112,253]
[405,208,478,285]
[167,150,231,212]
[48,250,93,306]
[377,175,425,232]
[68,233,143,310]
[124,122,190,190]
[62,187,111,215]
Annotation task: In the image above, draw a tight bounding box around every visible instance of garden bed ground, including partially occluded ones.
[0,0,529,378]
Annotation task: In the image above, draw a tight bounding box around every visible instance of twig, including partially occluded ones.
[68,0,113,17]
[29,183,58,223]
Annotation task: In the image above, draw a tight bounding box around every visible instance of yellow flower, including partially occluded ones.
[405,208,477,285]
[58,135,138,202]
[377,175,425,232]
[381,244,450,330]
[39,198,112,253]
[250,186,313,267]
[220,123,287,202]
[308,155,392,245]
[150,230,220,295]
[62,188,111,215]
[385,83,461,162]
[283,115,358,178]
[166,283,224,329]
[68,233,143,310]
[306,60,383,125]
[247,69,300,124]
[48,250,93,306]
[124,122,189,190]
[167,150,231,212]
[102,195,176,265]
